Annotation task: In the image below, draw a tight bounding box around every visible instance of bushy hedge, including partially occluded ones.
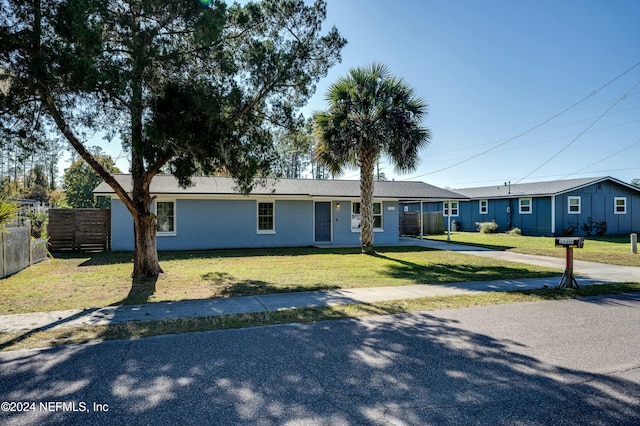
[476,221,499,234]
[507,227,522,236]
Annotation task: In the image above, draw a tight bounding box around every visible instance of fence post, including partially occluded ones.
[632,233,638,254]
[0,230,5,278]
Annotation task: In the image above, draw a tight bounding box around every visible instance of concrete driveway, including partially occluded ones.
[1,292,639,425]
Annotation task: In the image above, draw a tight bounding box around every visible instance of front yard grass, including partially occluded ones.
[427,233,640,267]
[0,246,559,315]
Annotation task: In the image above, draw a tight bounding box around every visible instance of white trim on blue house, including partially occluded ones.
[519,198,532,214]
[551,195,556,235]
[154,198,177,237]
[447,176,640,236]
[614,197,627,214]
[567,196,581,214]
[351,201,384,233]
[256,200,276,234]
[443,200,459,217]
[479,199,488,215]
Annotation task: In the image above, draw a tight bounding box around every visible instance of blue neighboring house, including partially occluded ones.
[432,176,640,236]
[93,174,467,251]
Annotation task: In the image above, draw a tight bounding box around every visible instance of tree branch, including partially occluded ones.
[144,148,176,187]
[40,83,136,214]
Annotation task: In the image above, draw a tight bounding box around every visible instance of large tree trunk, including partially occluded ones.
[129,154,163,280]
[132,209,163,280]
[359,147,377,254]
[128,14,163,281]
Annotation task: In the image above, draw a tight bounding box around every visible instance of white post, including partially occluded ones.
[631,233,638,254]
[447,200,451,242]
[419,201,424,240]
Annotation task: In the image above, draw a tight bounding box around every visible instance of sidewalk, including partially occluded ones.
[1,239,639,333]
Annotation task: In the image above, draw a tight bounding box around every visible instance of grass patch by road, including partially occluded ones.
[2,282,638,352]
[0,246,558,315]
[427,233,640,266]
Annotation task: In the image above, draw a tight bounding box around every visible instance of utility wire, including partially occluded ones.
[402,60,640,181]
[558,139,640,180]
[515,78,640,183]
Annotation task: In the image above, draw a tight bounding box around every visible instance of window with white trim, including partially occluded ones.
[614,197,627,214]
[479,200,488,214]
[351,202,383,231]
[567,196,581,214]
[156,201,176,235]
[257,201,275,233]
[519,198,532,214]
[443,201,459,216]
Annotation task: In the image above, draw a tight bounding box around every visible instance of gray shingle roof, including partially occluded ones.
[454,176,639,199]
[94,174,467,200]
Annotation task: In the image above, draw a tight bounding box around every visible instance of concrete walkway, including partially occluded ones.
[1,238,639,333]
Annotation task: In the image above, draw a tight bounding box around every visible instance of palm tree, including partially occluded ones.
[314,63,430,253]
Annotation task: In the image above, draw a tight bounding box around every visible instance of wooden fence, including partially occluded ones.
[47,209,111,252]
[0,227,48,278]
[399,212,445,235]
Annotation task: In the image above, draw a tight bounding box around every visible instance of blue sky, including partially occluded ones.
[301,0,640,188]
[95,0,640,189]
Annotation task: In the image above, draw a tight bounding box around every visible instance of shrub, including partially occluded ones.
[0,198,19,229]
[507,227,522,236]
[476,221,499,234]
[27,211,48,238]
[594,220,607,237]
[582,217,607,237]
[581,217,595,236]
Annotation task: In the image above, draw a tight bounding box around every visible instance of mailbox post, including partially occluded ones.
[555,237,584,288]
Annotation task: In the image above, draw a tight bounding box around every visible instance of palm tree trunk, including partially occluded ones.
[359,146,376,254]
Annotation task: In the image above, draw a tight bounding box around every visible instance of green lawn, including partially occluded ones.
[0,246,558,315]
[427,233,640,267]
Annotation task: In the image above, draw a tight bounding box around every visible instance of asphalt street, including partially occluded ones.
[1,292,639,425]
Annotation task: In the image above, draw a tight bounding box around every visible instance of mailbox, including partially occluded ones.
[555,236,584,288]
[555,237,584,248]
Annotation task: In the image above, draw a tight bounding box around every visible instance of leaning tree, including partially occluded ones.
[0,0,345,279]
[314,63,430,253]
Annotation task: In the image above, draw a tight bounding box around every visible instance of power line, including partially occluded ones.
[434,91,640,151]
[515,78,640,184]
[401,60,640,181]
[558,139,640,180]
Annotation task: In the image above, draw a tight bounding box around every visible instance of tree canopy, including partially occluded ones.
[64,153,121,209]
[314,63,430,253]
[1,0,345,279]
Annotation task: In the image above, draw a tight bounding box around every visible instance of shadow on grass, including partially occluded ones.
[432,240,514,251]
[118,276,159,306]
[55,246,433,267]
[0,275,160,351]
[201,271,340,297]
[374,252,555,284]
[57,247,364,267]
